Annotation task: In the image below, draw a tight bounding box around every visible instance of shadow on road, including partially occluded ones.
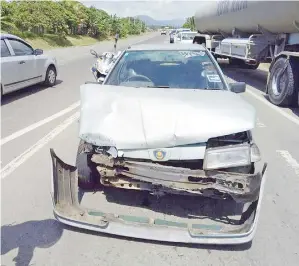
[223,66,299,117]
[1,80,63,106]
[263,94,299,117]
[222,66,268,93]
[1,219,63,266]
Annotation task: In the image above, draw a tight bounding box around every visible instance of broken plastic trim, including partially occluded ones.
[50,149,267,245]
[91,152,262,203]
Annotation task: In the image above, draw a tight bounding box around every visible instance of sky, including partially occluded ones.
[81,0,199,20]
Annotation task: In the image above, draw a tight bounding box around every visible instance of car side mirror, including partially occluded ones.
[34,49,43,55]
[90,49,99,58]
[229,82,246,93]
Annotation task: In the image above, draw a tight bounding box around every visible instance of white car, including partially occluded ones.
[1,34,58,96]
[176,31,198,44]
[50,44,267,245]
[170,28,191,43]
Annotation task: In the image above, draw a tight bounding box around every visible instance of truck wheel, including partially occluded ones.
[76,140,99,189]
[268,57,299,107]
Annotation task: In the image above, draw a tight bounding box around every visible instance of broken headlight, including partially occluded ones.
[203,143,251,170]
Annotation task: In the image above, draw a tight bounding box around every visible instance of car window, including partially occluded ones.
[105,50,225,90]
[181,33,197,40]
[8,39,33,56]
[1,40,11,57]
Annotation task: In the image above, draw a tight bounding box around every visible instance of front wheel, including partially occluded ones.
[268,57,299,107]
[76,140,99,189]
[44,65,57,86]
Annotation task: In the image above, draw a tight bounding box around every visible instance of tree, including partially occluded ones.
[0,0,147,39]
[183,16,196,31]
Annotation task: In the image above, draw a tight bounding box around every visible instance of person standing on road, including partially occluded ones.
[114,32,119,49]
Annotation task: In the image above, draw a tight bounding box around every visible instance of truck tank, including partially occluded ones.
[194,1,299,34]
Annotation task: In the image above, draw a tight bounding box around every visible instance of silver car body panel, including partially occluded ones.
[79,84,256,150]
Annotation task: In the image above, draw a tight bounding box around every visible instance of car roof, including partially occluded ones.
[127,43,206,51]
[0,33,24,41]
[180,31,198,34]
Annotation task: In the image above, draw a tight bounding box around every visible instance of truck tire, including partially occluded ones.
[268,57,299,107]
[76,140,99,189]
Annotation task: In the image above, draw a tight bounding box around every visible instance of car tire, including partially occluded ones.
[76,140,99,190]
[268,57,299,107]
[44,65,57,87]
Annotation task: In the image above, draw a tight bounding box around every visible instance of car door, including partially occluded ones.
[6,38,39,88]
[0,39,21,94]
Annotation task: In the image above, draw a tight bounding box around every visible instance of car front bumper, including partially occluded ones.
[50,149,267,245]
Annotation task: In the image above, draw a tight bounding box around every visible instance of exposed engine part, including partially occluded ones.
[91,152,262,203]
[206,131,250,148]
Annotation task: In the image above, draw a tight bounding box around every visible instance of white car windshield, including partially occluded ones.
[105,50,225,90]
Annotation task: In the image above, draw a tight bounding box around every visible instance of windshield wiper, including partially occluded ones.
[147,85,170,88]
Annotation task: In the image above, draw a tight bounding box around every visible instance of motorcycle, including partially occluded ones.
[90,50,121,83]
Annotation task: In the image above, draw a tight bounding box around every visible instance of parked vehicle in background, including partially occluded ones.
[176,31,198,44]
[1,34,58,96]
[170,28,191,43]
[50,43,267,245]
[192,0,299,107]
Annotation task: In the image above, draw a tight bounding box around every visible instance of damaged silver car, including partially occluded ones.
[50,44,267,245]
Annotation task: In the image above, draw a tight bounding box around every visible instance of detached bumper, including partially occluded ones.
[50,149,267,245]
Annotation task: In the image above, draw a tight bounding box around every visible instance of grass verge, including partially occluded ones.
[25,34,99,50]
[1,30,151,50]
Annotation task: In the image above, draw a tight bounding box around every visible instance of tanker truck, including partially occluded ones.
[193,0,299,107]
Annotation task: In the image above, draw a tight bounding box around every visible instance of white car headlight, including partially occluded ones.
[203,144,251,170]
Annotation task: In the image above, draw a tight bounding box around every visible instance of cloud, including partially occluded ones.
[81,1,200,20]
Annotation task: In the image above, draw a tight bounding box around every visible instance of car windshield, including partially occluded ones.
[181,32,197,40]
[105,49,225,90]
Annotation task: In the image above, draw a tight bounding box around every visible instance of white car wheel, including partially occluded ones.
[44,66,57,86]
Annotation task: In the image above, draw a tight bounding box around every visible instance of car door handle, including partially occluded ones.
[19,61,25,64]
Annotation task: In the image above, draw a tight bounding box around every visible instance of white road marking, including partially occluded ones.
[1,101,80,146]
[277,150,299,176]
[1,112,80,179]
[246,88,299,127]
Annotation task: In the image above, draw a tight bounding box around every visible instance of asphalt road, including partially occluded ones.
[1,33,299,266]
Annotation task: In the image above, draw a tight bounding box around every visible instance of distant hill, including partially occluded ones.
[135,15,185,27]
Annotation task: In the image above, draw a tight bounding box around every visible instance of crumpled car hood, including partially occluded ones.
[79,84,256,149]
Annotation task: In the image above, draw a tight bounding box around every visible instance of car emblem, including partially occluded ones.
[153,149,166,160]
